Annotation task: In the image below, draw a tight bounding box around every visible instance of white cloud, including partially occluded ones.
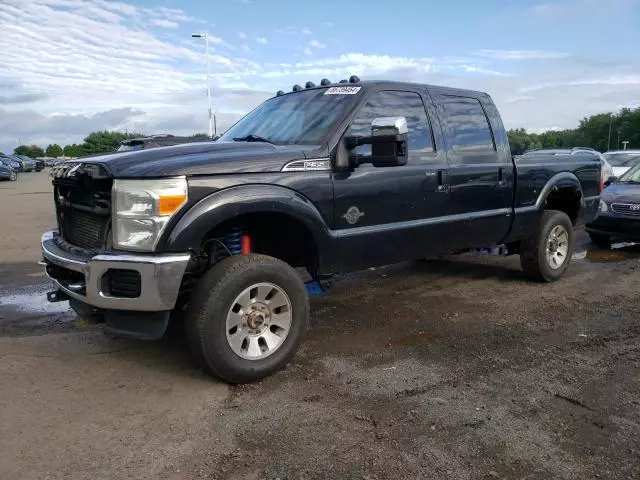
[238,31,247,39]
[325,22,334,27]
[302,27,312,35]
[256,36,268,44]
[475,49,568,60]
[0,0,638,152]
[152,18,178,29]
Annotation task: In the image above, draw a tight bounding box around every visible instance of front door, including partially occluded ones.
[332,89,451,271]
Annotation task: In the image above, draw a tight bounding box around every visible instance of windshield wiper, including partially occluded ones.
[232,134,274,144]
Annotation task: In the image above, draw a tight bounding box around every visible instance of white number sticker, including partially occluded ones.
[324,86,362,95]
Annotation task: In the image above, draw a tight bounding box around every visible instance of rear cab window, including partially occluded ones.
[439,95,498,164]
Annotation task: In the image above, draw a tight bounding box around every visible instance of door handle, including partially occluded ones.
[436,169,449,193]
[497,167,507,187]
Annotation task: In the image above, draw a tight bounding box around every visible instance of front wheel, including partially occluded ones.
[9,171,17,181]
[520,210,574,282]
[185,254,310,384]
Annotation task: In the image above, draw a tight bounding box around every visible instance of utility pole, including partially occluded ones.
[191,33,214,139]
[607,113,614,151]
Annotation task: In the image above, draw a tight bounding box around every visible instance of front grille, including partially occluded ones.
[61,209,109,249]
[611,203,640,216]
[53,162,112,251]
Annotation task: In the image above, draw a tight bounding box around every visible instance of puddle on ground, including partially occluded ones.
[0,288,71,315]
[389,331,438,347]
[573,242,640,264]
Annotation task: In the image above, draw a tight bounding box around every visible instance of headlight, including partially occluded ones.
[112,177,187,251]
[599,199,608,214]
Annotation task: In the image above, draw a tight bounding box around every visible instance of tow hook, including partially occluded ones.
[47,290,70,303]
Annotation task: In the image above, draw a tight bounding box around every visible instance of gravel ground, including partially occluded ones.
[1,172,639,480]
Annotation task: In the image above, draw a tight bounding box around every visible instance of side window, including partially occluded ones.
[441,95,496,160]
[346,90,435,164]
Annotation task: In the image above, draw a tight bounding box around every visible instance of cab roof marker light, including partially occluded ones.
[349,75,360,83]
[339,79,348,84]
[292,84,302,92]
[305,81,316,88]
[320,78,331,86]
[276,90,285,96]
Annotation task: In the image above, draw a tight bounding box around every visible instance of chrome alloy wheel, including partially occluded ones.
[546,225,569,269]
[226,282,292,360]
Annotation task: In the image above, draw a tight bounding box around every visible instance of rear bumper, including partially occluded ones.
[41,230,191,311]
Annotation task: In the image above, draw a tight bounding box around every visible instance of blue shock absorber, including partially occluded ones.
[225,227,243,255]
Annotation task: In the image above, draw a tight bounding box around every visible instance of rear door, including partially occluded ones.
[430,92,514,249]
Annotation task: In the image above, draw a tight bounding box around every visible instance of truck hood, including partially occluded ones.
[601,182,640,204]
[78,141,311,177]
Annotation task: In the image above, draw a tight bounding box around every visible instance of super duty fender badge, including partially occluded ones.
[342,206,364,225]
[324,86,362,95]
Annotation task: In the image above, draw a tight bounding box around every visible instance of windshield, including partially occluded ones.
[619,163,640,182]
[218,88,358,146]
[603,152,640,167]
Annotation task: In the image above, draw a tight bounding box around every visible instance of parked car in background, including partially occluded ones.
[603,150,640,178]
[0,157,18,181]
[117,134,214,152]
[14,154,42,171]
[0,155,24,172]
[10,154,36,172]
[586,162,640,248]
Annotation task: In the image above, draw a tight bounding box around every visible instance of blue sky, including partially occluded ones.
[1,0,639,153]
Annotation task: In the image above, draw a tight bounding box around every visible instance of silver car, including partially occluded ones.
[603,150,640,178]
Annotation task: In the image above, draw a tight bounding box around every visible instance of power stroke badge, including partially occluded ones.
[342,206,364,225]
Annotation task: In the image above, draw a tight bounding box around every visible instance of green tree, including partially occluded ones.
[14,145,45,158]
[45,144,64,158]
[62,144,86,158]
[81,130,144,155]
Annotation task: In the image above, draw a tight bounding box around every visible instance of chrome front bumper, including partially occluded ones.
[41,231,191,311]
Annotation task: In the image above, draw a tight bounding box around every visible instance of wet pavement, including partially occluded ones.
[1,173,640,480]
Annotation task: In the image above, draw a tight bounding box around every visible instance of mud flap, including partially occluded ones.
[103,310,171,340]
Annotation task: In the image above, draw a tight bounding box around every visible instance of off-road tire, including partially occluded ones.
[588,232,612,250]
[185,254,309,384]
[520,210,574,282]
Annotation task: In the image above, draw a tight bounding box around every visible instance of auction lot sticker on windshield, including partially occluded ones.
[324,86,362,95]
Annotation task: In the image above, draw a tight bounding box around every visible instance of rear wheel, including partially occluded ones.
[520,210,574,282]
[185,254,309,384]
[588,232,611,250]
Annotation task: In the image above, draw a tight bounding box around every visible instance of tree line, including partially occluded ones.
[8,106,640,159]
[508,106,639,155]
[11,131,210,159]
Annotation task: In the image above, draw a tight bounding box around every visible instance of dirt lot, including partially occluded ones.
[1,172,639,480]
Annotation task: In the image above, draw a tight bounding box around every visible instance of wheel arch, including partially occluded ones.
[163,184,336,276]
[536,172,584,224]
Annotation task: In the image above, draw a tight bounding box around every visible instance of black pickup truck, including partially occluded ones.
[41,77,600,383]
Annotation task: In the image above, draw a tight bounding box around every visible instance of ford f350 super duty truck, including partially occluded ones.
[41,76,600,383]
